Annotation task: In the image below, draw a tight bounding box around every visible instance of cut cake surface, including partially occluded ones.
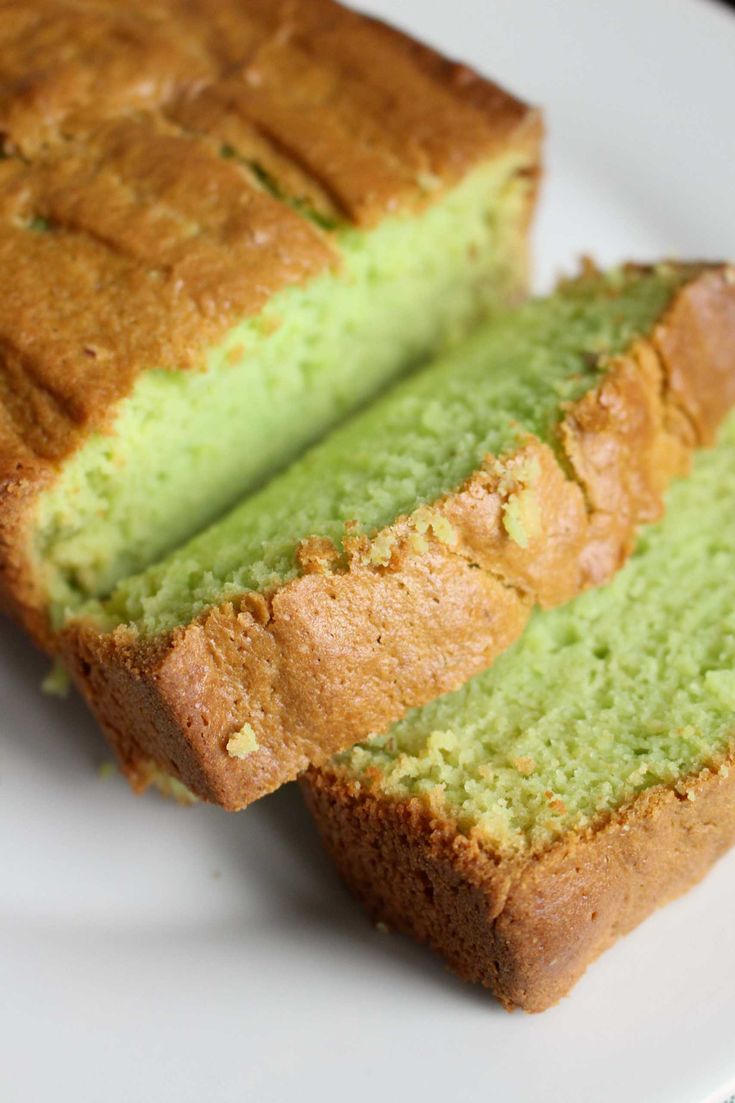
[304,412,735,1011]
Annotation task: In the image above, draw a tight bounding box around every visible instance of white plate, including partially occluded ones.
[2,2,735,1101]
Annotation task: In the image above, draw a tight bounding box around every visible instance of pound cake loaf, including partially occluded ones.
[304,410,735,1012]
[63,263,735,809]
[0,0,541,643]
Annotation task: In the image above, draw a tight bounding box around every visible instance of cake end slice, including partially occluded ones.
[304,415,735,1008]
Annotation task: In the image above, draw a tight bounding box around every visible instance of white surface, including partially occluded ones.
[2,1,735,1101]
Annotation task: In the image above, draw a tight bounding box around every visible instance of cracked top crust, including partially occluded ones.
[0,0,539,475]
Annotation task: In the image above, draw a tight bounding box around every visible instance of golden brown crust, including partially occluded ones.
[62,266,735,809]
[0,0,541,643]
[302,752,735,1012]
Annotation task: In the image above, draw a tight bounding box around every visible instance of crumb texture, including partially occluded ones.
[89,265,691,635]
[62,264,735,812]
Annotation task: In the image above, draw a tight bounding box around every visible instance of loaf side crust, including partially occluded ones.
[63,266,735,809]
[302,749,735,1012]
[0,0,541,642]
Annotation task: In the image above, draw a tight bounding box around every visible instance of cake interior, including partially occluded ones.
[33,154,533,623]
[336,413,735,855]
[80,265,689,637]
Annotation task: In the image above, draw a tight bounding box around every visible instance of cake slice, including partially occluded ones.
[63,263,735,809]
[0,0,540,644]
[304,411,735,1012]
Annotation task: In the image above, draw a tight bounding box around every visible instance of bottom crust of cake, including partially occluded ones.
[302,753,735,1012]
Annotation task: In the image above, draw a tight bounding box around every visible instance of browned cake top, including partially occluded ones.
[0,0,537,470]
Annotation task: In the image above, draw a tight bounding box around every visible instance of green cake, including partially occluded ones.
[305,413,735,1011]
[62,263,735,809]
[0,0,541,644]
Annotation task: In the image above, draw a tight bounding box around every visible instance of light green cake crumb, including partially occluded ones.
[226,724,260,760]
[145,766,200,805]
[502,486,541,547]
[41,660,71,698]
[368,530,399,567]
[413,506,458,548]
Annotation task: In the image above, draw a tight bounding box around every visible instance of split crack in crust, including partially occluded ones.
[62,266,735,810]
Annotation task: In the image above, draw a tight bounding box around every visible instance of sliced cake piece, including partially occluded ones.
[0,0,541,644]
[304,411,735,1012]
[62,264,735,809]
